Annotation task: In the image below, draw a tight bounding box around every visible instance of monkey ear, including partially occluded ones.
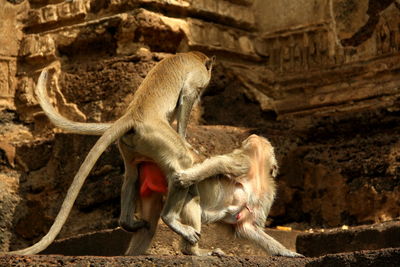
[205,55,216,71]
[271,164,278,178]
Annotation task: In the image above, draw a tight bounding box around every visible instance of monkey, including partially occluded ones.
[8,51,218,255]
[22,57,302,257]
[176,134,303,257]
[31,71,233,256]
[125,134,303,257]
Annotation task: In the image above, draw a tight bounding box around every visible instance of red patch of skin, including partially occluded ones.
[235,206,254,223]
[138,161,168,197]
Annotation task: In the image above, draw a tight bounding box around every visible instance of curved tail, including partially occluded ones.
[36,69,111,135]
[8,115,133,255]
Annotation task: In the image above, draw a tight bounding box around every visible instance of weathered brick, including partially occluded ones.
[19,34,56,60]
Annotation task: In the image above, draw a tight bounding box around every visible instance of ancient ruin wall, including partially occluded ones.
[0,0,399,252]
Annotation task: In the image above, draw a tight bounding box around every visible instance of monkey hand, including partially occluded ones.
[172,171,196,188]
[181,225,201,244]
[226,160,250,177]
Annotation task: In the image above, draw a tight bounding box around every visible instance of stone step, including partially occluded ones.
[41,228,130,256]
[2,248,399,266]
[41,220,400,258]
[41,223,301,256]
[297,220,400,257]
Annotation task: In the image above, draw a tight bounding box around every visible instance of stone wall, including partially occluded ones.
[9,0,400,122]
[0,0,399,252]
[16,0,263,124]
[254,0,400,118]
[0,0,26,110]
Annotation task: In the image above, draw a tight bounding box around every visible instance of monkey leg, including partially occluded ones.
[125,192,163,255]
[130,122,200,244]
[201,209,231,224]
[160,183,201,244]
[118,140,149,232]
[180,185,225,256]
[235,222,303,257]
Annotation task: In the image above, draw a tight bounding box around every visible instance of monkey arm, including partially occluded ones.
[174,152,250,188]
[177,86,199,138]
[176,88,201,155]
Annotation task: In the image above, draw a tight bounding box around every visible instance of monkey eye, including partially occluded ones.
[127,128,135,135]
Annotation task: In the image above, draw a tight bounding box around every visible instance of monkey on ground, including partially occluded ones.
[125,134,303,257]
[8,51,221,255]
[13,52,302,257]
[24,81,303,257]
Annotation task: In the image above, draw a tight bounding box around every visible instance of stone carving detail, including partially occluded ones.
[26,0,88,28]
[26,0,254,31]
[376,19,400,55]
[0,60,12,109]
[185,18,257,59]
[0,58,16,110]
[19,34,56,60]
[261,24,336,73]
[263,19,400,73]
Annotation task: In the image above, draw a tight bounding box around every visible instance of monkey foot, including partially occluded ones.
[162,215,201,245]
[183,247,226,256]
[181,225,201,245]
[119,219,150,232]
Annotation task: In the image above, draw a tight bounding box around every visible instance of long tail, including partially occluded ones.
[36,69,111,135]
[8,115,133,255]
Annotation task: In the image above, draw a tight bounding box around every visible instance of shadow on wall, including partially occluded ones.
[341,0,400,46]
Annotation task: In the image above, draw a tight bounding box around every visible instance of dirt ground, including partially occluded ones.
[2,248,400,267]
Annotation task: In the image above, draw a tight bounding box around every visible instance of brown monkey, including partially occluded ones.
[32,62,229,256]
[26,60,301,257]
[126,134,303,257]
[9,52,217,255]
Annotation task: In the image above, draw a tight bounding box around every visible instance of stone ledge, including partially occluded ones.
[39,225,301,257]
[25,0,255,31]
[139,0,256,30]
[20,10,261,62]
[297,220,400,257]
[267,54,400,118]
[274,83,400,116]
[226,0,254,6]
[26,0,87,30]
[0,58,17,110]
[2,248,400,266]
[38,220,400,258]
